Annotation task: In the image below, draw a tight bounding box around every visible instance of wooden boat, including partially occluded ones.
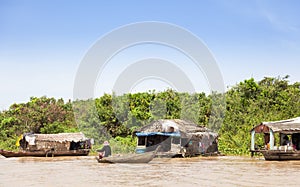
[250,117,300,161]
[262,150,300,161]
[0,149,90,158]
[96,148,158,164]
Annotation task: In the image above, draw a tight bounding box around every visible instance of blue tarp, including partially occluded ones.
[135,132,181,137]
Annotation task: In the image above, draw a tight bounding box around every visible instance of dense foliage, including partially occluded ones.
[219,76,300,155]
[1,76,300,155]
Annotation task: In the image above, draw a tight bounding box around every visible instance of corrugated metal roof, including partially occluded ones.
[137,119,211,133]
[135,132,181,137]
[253,117,300,133]
[33,132,88,143]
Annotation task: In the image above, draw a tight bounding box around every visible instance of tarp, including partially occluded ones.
[135,132,181,137]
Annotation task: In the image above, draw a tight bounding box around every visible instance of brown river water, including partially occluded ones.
[1,155,300,187]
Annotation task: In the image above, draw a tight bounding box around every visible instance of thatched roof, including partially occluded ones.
[137,119,211,134]
[32,132,88,143]
[251,117,300,134]
[190,131,218,139]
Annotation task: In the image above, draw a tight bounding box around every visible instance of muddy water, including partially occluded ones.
[1,156,300,187]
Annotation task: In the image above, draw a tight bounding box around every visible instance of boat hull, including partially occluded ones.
[0,149,90,158]
[262,150,300,161]
[96,150,156,164]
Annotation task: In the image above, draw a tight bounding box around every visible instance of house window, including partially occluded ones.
[138,136,146,146]
[172,137,180,144]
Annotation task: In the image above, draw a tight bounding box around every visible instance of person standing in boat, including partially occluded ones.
[97,141,111,159]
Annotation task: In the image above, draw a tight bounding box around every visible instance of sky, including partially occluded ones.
[1,0,300,110]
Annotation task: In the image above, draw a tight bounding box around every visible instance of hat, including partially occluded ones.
[103,141,109,146]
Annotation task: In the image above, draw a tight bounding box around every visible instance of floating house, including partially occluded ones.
[0,132,92,158]
[20,132,92,152]
[134,119,219,157]
[250,117,300,160]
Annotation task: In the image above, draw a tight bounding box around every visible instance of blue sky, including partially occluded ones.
[1,0,300,110]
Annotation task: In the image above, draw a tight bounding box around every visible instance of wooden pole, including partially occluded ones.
[250,130,255,151]
[270,129,274,150]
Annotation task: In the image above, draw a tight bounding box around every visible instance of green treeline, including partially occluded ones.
[1,76,300,155]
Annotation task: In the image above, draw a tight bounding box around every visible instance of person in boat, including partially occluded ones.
[292,134,300,150]
[282,135,290,146]
[97,141,111,159]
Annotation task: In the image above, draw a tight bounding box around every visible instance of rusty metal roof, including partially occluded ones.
[252,117,300,133]
[33,132,88,143]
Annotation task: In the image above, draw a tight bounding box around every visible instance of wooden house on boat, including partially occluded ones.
[250,117,300,161]
[134,119,219,157]
[0,132,92,158]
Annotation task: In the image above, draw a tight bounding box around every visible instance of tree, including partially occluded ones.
[0,97,77,150]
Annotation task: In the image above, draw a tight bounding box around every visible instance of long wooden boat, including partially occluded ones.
[0,149,90,158]
[262,150,300,161]
[96,149,157,164]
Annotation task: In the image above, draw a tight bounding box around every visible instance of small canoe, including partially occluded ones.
[96,147,159,164]
[0,149,90,158]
